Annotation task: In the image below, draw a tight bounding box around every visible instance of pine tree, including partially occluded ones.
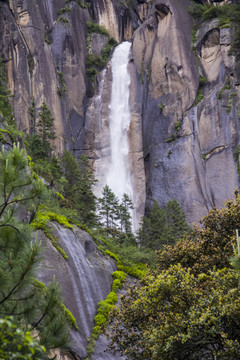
[164,199,190,243]
[138,199,190,249]
[37,102,56,158]
[0,58,14,124]
[0,144,70,353]
[118,193,133,234]
[61,151,97,227]
[98,185,119,229]
[73,154,97,227]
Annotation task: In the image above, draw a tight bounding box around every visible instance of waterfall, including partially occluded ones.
[90,40,145,232]
[106,42,134,217]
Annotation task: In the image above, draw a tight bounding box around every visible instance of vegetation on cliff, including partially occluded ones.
[189,0,240,59]
[108,192,240,359]
[0,144,71,356]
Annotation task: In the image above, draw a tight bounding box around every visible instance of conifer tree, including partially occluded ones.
[0,58,14,123]
[138,199,190,249]
[0,144,70,353]
[118,193,133,234]
[98,185,119,229]
[37,102,56,158]
[74,154,97,227]
[61,150,97,227]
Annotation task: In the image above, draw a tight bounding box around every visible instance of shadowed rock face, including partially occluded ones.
[132,0,240,224]
[37,224,116,359]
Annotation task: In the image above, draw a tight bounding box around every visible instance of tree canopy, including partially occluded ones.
[108,192,240,359]
[138,199,191,249]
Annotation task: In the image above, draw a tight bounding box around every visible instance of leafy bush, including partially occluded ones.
[112,270,127,283]
[58,5,71,15]
[108,265,240,360]
[86,53,106,70]
[0,317,46,360]
[86,21,109,35]
[157,191,240,275]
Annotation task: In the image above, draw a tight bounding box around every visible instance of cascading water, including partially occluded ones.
[106,42,133,200]
[90,40,145,232]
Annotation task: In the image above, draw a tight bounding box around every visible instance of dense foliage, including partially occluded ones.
[0,317,46,360]
[0,144,70,354]
[157,192,240,274]
[108,192,240,359]
[138,199,191,249]
[189,1,240,59]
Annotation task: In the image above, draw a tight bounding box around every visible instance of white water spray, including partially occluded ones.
[106,41,133,204]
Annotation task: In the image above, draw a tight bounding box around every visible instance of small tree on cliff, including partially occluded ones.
[0,58,14,124]
[37,102,56,158]
[0,143,70,353]
[26,103,56,160]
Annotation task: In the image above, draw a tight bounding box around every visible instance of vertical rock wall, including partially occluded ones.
[38,224,116,359]
[132,0,240,224]
[0,0,91,154]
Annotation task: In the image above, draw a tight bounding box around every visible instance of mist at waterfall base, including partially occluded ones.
[96,41,138,232]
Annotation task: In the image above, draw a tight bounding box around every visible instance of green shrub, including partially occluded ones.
[102,38,118,62]
[199,76,208,88]
[57,17,70,26]
[59,304,79,330]
[58,5,71,15]
[86,53,105,69]
[0,58,14,124]
[31,208,74,260]
[106,291,118,304]
[194,89,204,105]
[112,270,127,282]
[202,5,220,21]
[188,3,206,20]
[158,102,165,112]
[112,279,121,292]
[174,120,181,133]
[86,21,109,35]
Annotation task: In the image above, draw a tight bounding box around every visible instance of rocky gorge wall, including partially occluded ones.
[37,223,118,359]
[0,0,240,223]
[132,0,240,224]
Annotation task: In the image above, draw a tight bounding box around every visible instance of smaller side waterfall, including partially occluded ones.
[106,42,133,203]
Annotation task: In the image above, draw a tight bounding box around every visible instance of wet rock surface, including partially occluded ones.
[38,224,116,359]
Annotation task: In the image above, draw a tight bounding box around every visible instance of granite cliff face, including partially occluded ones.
[0,0,90,154]
[132,0,240,224]
[38,223,117,359]
[1,0,239,224]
